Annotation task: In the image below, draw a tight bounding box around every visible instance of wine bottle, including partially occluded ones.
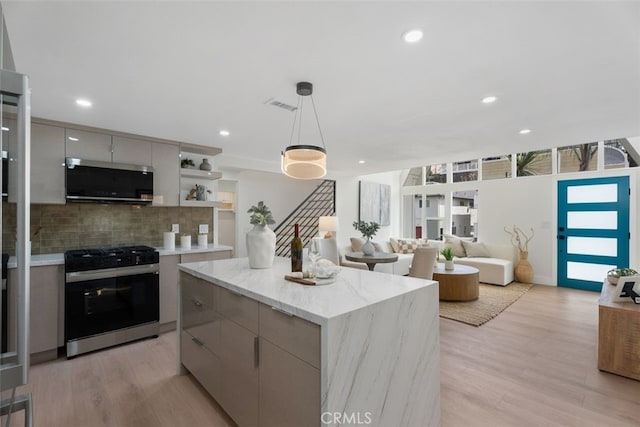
[291,224,303,272]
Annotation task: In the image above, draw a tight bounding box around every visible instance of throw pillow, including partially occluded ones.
[443,233,466,257]
[389,237,400,253]
[350,237,364,251]
[462,241,490,258]
[396,238,429,254]
[372,242,385,252]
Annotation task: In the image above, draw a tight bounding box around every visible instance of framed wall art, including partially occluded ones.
[359,181,391,226]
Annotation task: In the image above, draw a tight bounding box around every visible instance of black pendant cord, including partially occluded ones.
[310,94,326,150]
[288,95,302,147]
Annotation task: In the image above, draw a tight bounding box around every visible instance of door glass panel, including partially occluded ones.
[567,261,616,282]
[567,211,617,229]
[567,184,617,203]
[567,237,617,257]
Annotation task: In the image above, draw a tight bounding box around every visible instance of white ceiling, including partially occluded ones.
[3,1,640,175]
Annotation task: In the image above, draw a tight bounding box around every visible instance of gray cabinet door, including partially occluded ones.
[65,128,112,162]
[259,338,320,427]
[218,318,259,427]
[159,255,179,324]
[32,123,66,204]
[151,142,179,206]
[112,136,152,166]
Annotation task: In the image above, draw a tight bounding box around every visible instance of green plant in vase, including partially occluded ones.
[441,246,455,270]
[352,220,380,256]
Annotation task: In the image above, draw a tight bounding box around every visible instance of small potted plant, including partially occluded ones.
[246,201,276,269]
[181,158,195,169]
[352,220,380,256]
[441,246,455,270]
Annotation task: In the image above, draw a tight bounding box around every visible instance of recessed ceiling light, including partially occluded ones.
[68,137,79,141]
[481,96,497,104]
[519,129,532,134]
[1,127,9,131]
[219,130,230,137]
[402,29,423,44]
[75,99,92,107]
[358,160,366,164]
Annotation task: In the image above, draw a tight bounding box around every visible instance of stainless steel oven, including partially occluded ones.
[64,246,159,357]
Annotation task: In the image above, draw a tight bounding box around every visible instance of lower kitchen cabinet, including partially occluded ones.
[259,338,320,427]
[179,272,320,427]
[218,318,259,427]
[159,255,180,324]
[7,265,61,358]
[160,250,231,327]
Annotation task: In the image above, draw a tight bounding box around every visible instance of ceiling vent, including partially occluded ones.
[264,97,298,112]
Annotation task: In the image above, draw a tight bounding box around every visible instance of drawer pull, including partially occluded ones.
[192,336,204,347]
[191,297,203,307]
[254,336,259,367]
[271,306,294,317]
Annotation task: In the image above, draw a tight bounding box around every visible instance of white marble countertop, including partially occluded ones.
[7,244,233,268]
[178,256,437,326]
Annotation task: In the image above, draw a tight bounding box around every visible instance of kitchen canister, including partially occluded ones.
[198,234,208,247]
[163,232,175,251]
[180,235,192,250]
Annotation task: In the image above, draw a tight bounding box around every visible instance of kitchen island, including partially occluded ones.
[177,257,440,427]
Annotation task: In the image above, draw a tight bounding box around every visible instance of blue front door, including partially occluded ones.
[557,176,630,292]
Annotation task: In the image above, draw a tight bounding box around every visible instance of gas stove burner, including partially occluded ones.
[65,245,159,272]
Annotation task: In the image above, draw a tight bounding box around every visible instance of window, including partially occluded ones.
[453,160,478,182]
[452,190,477,239]
[604,139,629,170]
[516,149,552,177]
[426,194,445,240]
[558,143,597,173]
[425,164,446,184]
[482,156,511,180]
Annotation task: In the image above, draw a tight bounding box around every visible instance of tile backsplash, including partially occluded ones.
[2,202,214,255]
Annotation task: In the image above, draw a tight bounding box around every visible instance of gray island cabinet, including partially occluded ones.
[178,257,439,427]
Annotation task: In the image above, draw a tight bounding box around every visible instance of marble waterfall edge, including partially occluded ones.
[322,284,440,426]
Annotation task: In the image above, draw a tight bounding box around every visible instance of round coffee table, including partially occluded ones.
[433,263,480,301]
[344,252,398,271]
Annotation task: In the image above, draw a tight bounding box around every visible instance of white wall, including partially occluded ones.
[333,171,403,251]
[404,167,639,286]
[229,169,321,257]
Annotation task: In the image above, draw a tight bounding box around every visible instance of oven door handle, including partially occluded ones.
[66,264,159,283]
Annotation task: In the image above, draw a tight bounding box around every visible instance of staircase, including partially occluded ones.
[274,180,336,257]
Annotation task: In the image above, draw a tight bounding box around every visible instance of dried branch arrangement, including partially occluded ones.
[504,225,534,253]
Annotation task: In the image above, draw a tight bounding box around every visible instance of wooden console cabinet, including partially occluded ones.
[598,280,640,381]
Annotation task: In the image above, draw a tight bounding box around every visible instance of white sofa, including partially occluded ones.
[340,239,518,286]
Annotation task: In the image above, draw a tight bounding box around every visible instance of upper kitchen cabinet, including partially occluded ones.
[179,143,223,207]
[65,128,112,162]
[152,142,180,206]
[31,123,66,204]
[112,136,152,166]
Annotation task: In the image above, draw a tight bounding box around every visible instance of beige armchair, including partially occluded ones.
[408,247,439,280]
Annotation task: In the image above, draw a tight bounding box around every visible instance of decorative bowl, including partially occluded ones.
[606,268,638,285]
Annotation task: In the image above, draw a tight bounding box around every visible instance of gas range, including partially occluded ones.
[64,245,159,272]
[64,245,160,357]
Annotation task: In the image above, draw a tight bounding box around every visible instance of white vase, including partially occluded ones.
[362,238,375,256]
[246,224,276,269]
[444,260,455,270]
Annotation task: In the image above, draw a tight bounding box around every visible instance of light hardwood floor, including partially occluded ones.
[3,285,640,426]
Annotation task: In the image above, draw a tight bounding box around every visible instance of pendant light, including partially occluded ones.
[281,81,327,180]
